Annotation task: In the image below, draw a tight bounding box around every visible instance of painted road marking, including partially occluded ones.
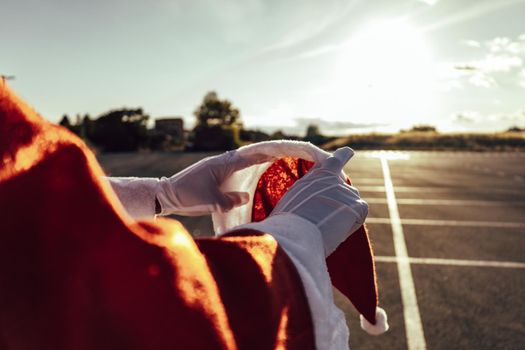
[381,158,427,350]
[366,198,525,206]
[365,151,411,160]
[360,151,525,159]
[367,217,525,228]
[376,256,525,269]
[360,186,525,195]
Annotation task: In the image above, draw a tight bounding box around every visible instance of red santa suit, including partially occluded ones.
[0,81,386,350]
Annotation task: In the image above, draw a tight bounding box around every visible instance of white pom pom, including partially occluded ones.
[360,307,389,335]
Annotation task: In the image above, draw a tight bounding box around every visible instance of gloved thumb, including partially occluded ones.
[216,191,250,212]
[322,147,354,173]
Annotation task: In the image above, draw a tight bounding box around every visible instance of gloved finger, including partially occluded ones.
[321,147,354,173]
[216,191,250,212]
[229,152,278,172]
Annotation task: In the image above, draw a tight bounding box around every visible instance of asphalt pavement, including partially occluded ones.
[346,151,525,350]
[98,151,525,350]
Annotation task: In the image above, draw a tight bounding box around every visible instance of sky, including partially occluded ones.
[2,0,525,135]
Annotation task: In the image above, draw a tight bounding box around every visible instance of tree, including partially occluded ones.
[80,114,94,142]
[408,125,438,133]
[59,114,72,129]
[305,124,320,138]
[90,108,150,152]
[59,114,82,135]
[303,123,329,146]
[192,91,242,151]
[507,126,524,132]
[194,91,241,127]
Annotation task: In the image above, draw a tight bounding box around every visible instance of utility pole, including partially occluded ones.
[1,75,16,83]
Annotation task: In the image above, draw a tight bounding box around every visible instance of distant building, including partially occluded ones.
[155,117,184,147]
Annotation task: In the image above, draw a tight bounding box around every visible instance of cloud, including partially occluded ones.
[160,0,267,44]
[519,69,525,88]
[452,110,525,130]
[422,0,524,33]
[452,111,482,124]
[501,110,525,123]
[455,53,523,72]
[446,34,525,89]
[468,72,497,88]
[271,42,348,64]
[294,117,383,133]
[247,116,384,136]
[295,43,346,60]
[256,0,356,55]
[454,64,477,71]
[487,36,525,54]
[417,0,440,5]
[438,79,464,91]
[462,39,482,48]
[479,55,522,72]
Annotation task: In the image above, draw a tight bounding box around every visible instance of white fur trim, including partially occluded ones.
[105,177,160,219]
[360,307,389,335]
[234,214,350,350]
[212,140,336,234]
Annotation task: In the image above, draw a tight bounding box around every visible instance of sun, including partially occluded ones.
[333,19,435,129]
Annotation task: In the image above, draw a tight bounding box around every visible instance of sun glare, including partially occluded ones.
[334,19,435,129]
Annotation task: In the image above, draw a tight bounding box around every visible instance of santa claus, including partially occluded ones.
[0,81,387,350]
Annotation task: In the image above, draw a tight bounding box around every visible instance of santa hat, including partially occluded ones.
[212,141,389,335]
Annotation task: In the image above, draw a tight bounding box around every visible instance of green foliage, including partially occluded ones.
[192,124,241,151]
[323,132,525,151]
[302,123,333,146]
[404,124,438,133]
[239,129,270,143]
[89,108,150,152]
[194,91,240,127]
[507,126,525,132]
[269,130,301,141]
[59,114,72,129]
[192,91,243,151]
[270,130,287,140]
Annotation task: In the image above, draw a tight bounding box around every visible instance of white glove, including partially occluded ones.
[107,149,275,218]
[227,146,366,349]
[157,150,278,216]
[267,147,368,256]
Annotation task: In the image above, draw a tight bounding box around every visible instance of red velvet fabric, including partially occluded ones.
[252,157,379,324]
[0,82,315,349]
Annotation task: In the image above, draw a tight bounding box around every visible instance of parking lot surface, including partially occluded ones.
[99,151,525,350]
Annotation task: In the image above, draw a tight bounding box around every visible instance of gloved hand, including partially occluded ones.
[224,146,369,348]
[157,150,277,216]
[268,147,368,256]
[107,149,276,218]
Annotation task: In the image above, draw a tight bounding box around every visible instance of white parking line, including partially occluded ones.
[381,158,427,350]
[360,151,525,159]
[360,186,525,195]
[366,198,525,206]
[367,217,525,228]
[376,256,525,269]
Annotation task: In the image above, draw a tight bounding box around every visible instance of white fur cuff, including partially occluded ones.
[360,307,389,335]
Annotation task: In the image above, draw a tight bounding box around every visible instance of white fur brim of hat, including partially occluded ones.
[212,140,334,234]
[360,307,389,335]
